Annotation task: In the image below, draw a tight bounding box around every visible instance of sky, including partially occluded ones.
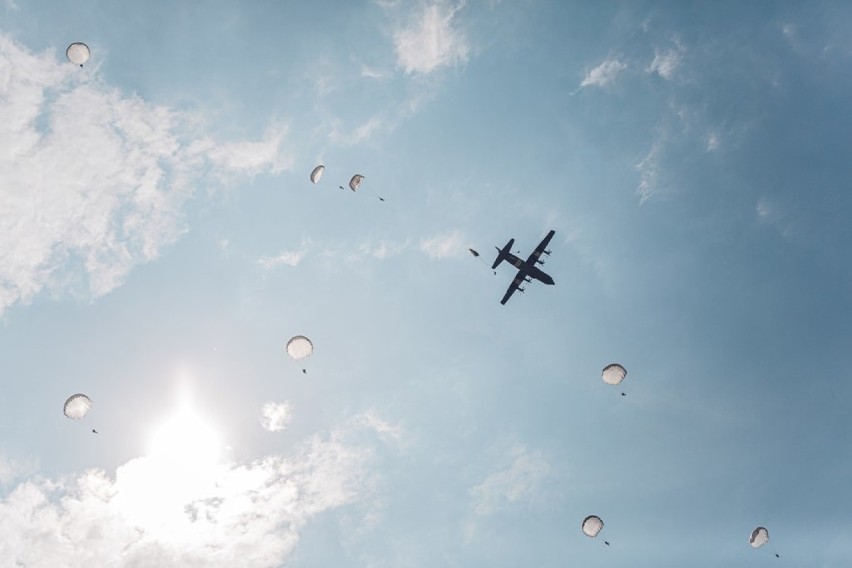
[1,1,851,566]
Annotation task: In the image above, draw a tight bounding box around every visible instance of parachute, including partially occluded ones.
[749,527,769,548]
[750,526,779,557]
[66,42,90,66]
[310,165,325,184]
[582,515,605,538]
[63,394,92,420]
[286,335,313,360]
[602,363,628,396]
[601,364,626,385]
[286,335,313,373]
[349,174,364,192]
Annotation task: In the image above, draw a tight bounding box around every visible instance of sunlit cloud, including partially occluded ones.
[0,418,383,566]
[393,2,470,75]
[578,57,627,89]
[420,229,466,259]
[260,401,293,432]
[0,34,292,314]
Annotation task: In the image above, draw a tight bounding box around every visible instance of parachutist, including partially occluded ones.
[302,369,307,374]
[605,541,610,546]
[339,185,344,190]
[92,429,98,434]
[379,197,385,202]
[621,392,626,396]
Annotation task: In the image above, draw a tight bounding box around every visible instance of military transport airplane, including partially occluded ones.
[492,230,556,305]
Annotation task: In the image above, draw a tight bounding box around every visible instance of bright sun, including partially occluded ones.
[115,397,225,538]
[148,406,221,467]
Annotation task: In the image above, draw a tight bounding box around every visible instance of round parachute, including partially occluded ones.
[749,527,769,548]
[349,174,364,192]
[582,515,604,538]
[66,42,90,66]
[601,363,627,385]
[286,335,313,361]
[310,165,324,184]
[63,394,92,420]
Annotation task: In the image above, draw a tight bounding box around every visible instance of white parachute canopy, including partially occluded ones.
[601,363,627,385]
[310,165,325,184]
[349,174,364,192]
[66,42,90,66]
[582,515,604,538]
[63,394,92,420]
[749,527,770,548]
[286,335,314,361]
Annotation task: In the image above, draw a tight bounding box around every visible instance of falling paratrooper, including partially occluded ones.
[582,515,610,546]
[348,174,385,202]
[602,363,628,396]
[64,393,97,433]
[750,526,780,558]
[66,42,90,67]
[286,335,314,374]
[469,248,495,274]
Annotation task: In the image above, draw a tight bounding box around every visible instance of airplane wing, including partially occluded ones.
[500,271,525,305]
[526,230,555,264]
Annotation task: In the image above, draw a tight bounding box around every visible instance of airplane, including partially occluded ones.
[492,230,555,305]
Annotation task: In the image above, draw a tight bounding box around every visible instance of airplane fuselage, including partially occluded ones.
[501,252,555,285]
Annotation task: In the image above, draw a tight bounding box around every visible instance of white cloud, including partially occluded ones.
[355,410,402,444]
[393,2,469,75]
[0,453,34,486]
[0,422,381,566]
[258,250,305,269]
[330,114,385,146]
[0,35,291,314]
[419,230,466,259]
[260,401,292,432]
[469,446,551,516]
[635,139,663,204]
[647,47,682,80]
[360,65,386,80]
[706,132,720,151]
[579,58,627,89]
[345,240,408,262]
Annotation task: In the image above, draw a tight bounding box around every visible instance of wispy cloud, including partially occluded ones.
[0,420,382,566]
[258,249,306,269]
[0,35,292,314]
[578,57,627,89]
[260,401,293,432]
[393,2,469,75]
[469,446,551,516]
[346,239,409,262]
[329,114,386,146]
[647,46,682,80]
[420,230,466,259]
[635,138,664,204]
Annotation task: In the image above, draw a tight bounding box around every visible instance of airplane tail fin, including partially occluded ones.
[492,238,514,270]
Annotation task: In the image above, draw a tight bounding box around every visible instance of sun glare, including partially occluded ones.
[148,407,221,467]
[113,397,225,539]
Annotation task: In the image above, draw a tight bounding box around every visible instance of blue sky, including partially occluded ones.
[1,1,851,566]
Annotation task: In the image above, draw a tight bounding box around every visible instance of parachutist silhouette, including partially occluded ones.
[302,368,307,374]
[92,429,98,434]
[621,392,626,396]
[378,197,385,202]
[339,185,344,190]
[605,541,610,546]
